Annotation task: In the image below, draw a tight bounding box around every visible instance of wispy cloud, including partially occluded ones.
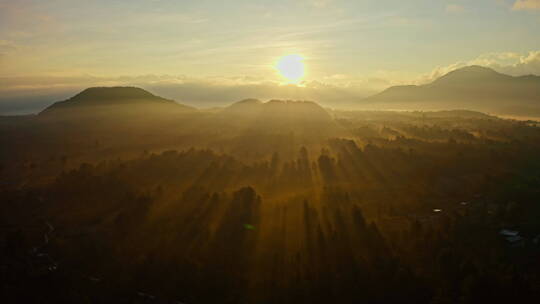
[445,4,466,13]
[512,0,540,11]
[310,0,334,8]
[0,39,18,56]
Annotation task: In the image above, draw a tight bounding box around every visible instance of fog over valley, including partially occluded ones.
[2,1,540,303]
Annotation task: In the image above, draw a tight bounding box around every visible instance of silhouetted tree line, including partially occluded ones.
[2,137,540,303]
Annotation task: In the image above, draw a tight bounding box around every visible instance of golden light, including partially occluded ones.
[275,54,305,84]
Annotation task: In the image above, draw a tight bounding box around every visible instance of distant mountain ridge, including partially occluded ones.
[223,98,333,122]
[363,66,540,115]
[40,87,194,114]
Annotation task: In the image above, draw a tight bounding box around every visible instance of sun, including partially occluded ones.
[275,54,305,84]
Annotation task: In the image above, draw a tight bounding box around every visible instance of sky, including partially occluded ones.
[1,0,540,113]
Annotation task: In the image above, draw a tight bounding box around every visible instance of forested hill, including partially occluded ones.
[40,87,195,114]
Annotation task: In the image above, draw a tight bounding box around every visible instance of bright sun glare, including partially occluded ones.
[276,54,305,84]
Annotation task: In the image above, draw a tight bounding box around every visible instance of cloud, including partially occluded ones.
[445,4,466,13]
[0,1,60,38]
[512,0,540,10]
[0,39,17,56]
[415,62,468,84]
[494,51,540,75]
[310,0,333,8]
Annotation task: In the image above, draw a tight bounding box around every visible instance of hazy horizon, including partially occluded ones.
[3,2,540,303]
[2,0,540,114]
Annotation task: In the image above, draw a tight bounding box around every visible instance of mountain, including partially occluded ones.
[218,99,338,137]
[222,99,333,122]
[262,99,333,122]
[40,87,194,115]
[222,98,264,116]
[363,66,540,116]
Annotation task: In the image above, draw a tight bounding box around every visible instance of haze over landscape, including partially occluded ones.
[2,0,540,115]
[2,1,540,303]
